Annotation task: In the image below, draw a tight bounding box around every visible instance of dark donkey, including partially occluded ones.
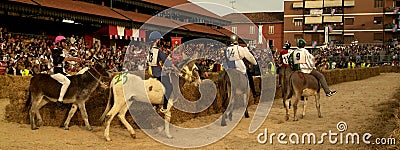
[25,62,109,130]
[218,69,250,126]
[285,71,322,121]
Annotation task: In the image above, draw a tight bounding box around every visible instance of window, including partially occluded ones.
[268,26,275,34]
[232,26,237,34]
[268,40,274,48]
[374,33,383,41]
[249,26,255,34]
[374,17,383,24]
[374,0,383,8]
[294,34,303,42]
[294,18,303,27]
[345,18,354,25]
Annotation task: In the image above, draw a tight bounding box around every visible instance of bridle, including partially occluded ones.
[87,61,112,87]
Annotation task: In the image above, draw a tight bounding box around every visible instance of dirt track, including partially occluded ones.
[1,73,399,149]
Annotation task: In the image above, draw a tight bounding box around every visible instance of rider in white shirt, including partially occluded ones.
[225,34,257,74]
[293,39,337,97]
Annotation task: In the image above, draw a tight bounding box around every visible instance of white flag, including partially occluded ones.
[258,25,263,44]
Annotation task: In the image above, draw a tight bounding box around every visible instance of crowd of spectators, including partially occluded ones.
[312,44,400,70]
[0,27,128,76]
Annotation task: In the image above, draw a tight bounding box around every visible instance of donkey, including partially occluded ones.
[285,71,322,121]
[218,69,250,126]
[100,72,177,141]
[25,62,109,130]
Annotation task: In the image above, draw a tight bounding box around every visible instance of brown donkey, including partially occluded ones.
[285,71,322,121]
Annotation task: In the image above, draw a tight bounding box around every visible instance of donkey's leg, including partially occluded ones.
[284,98,291,121]
[293,93,301,121]
[63,103,78,130]
[77,102,92,131]
[104,99,124,141]
[244,91,250,118]
[35,98,47,127]
[163,101,173,139]
[301,97,307,119]
[29,98,39,130]
[117,104,136,139]
[315,93,322,118]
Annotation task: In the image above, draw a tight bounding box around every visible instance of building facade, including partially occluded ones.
[224,12,284,50]
[284,0,400,48]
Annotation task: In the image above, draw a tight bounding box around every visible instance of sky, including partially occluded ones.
[188,0,284,16]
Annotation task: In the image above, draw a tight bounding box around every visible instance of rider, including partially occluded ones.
[225,34,258,88]
[147,31,178,112]
[277,41,294,89]
[291,39,336,97]
[51,35,82,110]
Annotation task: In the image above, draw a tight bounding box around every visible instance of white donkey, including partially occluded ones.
[100,72,176,141]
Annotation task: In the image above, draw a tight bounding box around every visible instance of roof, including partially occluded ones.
[9,0,38,5]
[224,12,284,23]
[142,0,226,21]
[33,0,129,20]
[114,8,227,36]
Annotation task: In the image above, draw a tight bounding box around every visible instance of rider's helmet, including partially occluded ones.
[149,31,163,42]
[284,41,291,49]
[297,39,306,48]
[230,34,238,44]
[55,36,66,43]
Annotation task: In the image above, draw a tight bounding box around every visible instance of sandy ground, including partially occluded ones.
[0,73,399,149]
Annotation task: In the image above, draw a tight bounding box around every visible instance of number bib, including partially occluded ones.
[293,50,306,64]
[147,48,159,66]
[226,45,241,61]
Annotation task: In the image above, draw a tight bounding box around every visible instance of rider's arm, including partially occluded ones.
[242,47,257,65]
[305,50,316,69]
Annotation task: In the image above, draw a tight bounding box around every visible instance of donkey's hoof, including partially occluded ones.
[31,126,39,130]
[131,134,136,139]
[301,115,305,119]
[86,126,93,131]
[285,116,289,121]
[63,126,69,130]
[221,122,227,126]
[106,137,112,142]
[318,115,323,118]
[293,118,299,121]
[166,135,173,139]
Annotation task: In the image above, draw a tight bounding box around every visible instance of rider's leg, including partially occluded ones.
[51,74,71,108]
[246,70,259,98]
[310,69,336,96]
[161,75,173,110]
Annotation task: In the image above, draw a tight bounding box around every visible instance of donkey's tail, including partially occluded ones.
[23,86,32,112]
[100,82,113,122]
[285,73,294,100]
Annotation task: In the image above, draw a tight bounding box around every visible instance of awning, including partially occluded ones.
[305,17,323,24]
[324,0,343,7]
[305,1,323,8]
[293,2,303,8]
[324,16,343,22]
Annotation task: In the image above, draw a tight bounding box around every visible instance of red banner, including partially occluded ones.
[171,37,182,61]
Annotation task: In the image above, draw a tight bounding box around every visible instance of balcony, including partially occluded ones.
[324,16,343,23]
[385,7,400,15]
[384,24,399,32]
[323,8,343,14]
[293,2,303,8]
[304,25,325,31]
[324,0,343,7]
[344,0,355,7]
[305,1,323,9]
